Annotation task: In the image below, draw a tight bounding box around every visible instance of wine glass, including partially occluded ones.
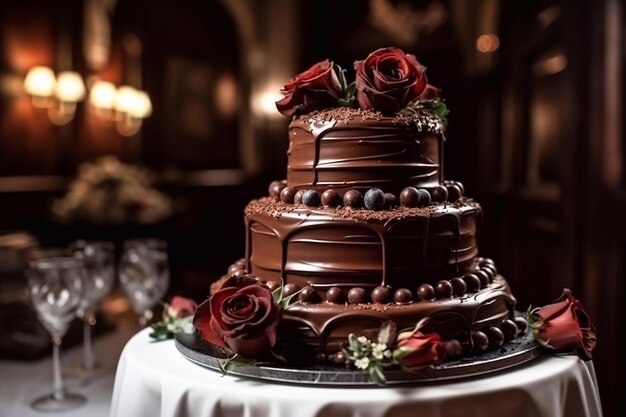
[119,239,169,326]
[70,240,115,372]
[27,256,87,412]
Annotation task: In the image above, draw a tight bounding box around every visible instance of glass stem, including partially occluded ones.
[52,336,65,401]
[83,319,95,371]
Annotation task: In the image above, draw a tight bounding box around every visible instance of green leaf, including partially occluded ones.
[337,81,357,108]
[368,364,387,385]
[279,289,302,310]
[348,333,359,353]
[148,323,173,342]
[218,354,257,376]
[425,100,449,129]
[335,64,348,92]
[377,321,397,346]
[272,285,283,305]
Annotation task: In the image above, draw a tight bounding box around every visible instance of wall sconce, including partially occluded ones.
[113,85,152,136]
[23,67,86,125]
[23,66,56,108]
[89,80,117,118]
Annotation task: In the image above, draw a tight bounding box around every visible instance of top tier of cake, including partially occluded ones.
[287,107,445,195]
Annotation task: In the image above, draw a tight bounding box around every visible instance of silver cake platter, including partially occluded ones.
[174,329,542,387]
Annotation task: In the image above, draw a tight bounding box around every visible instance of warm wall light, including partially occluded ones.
[114,85,152,136]
[48,71,86,125]
[89,80,117,120]
[24,67,86,125]
[23,66,56,108]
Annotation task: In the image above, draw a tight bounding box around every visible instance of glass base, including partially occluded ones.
[31,392,86,412]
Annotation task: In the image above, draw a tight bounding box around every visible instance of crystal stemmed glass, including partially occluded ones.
[70,240,115,372]
[27,256,87,412]
[119,239,169,326]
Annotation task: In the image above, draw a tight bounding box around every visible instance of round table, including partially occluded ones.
[110,328,603,417]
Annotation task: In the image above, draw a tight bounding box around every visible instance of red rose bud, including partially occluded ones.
[193,276,281,359]
[394,330,446,372]
[532,289,597,360]
[355,47,428,115]
[418,84,442,100]
[276,59,343,117]
[168,296,198,318]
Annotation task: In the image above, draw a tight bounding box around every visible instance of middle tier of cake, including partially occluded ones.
[244,197,482,292]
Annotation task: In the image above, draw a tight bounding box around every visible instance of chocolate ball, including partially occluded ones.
[321,189,341,206]
[343,190,363,208]
[394,288,413,304]
[302,190,321,207]
[430,185,449,203]
[435,280,453,298]
[474,270,490,287]
[480,258,496,268]
[446,184,462,202]
[294,190,305,204]
[514,317,528,334]
[384,193,397,209]
[416,189,431,206]
[299,286,319,303]
[487,326,505,347]
[483,264,498,277]
[400,186,420,207]
[231,269,246,277]
[283,283,300,297]
[371,286,392,304]
[228,264,244,274]
[454,181,465,195]
[280,187,297,204]
[481,267,495,282]
[445,339,463,357]
[501,319,519,340]
[326,287,345,303]
[463,273,482,293]
[347,287,367,304]
[417,283,436,301]
[364,188,385,211]
[331,351,346,364]
[265,281,280,291]
[268,180,285,199]
[450,277,467,296]
[472,331,489,351]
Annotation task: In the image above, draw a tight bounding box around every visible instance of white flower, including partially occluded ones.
[372,343,387,360]
[357,336,369,345]
[354,357,370,370]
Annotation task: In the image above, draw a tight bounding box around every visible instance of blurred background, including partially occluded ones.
[0,0,623,415]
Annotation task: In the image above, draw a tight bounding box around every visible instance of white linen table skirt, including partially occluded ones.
[110,328,602,417]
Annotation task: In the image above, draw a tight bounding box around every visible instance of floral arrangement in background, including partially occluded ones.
[53,156,173,225]
[149,296,198,341]
[275,47,449,128]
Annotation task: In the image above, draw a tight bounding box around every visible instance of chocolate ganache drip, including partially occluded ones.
[287,108,444,195]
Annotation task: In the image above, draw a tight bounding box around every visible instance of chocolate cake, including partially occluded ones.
[201,48,524,369]
[222,105,517,360]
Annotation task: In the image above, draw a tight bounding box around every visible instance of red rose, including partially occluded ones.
[531,289,597,359]
[394,329,446,372]
[355,47,428,115]
[418,84,442,100]
[275,59,343,117]
[193,275,281,358]
[168,296,197,318]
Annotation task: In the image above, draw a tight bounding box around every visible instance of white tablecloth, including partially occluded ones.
[110,328,603,417]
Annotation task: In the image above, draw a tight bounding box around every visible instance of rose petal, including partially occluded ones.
[193,300,228,349]
[170,296,197,318]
